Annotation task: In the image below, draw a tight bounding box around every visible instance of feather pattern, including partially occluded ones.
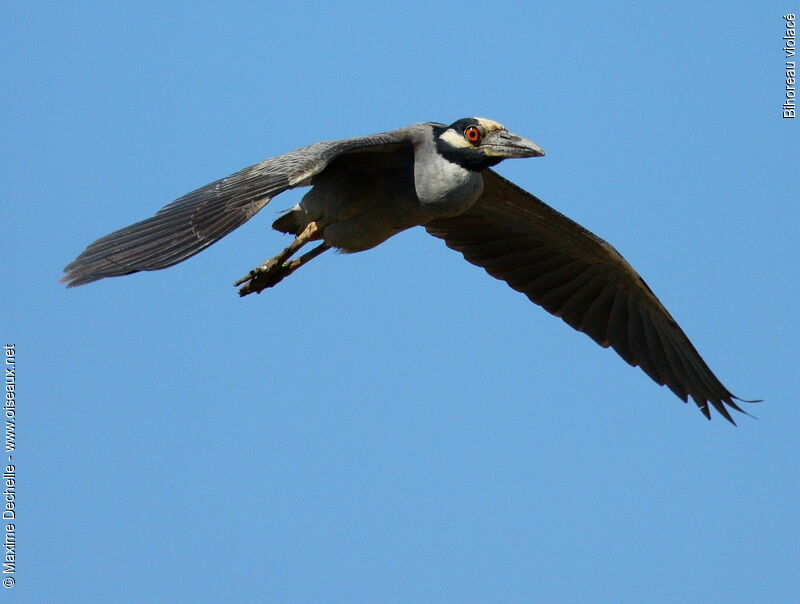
[62,129,414,286]
[426,169,755,423]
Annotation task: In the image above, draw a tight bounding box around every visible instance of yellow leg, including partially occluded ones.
[235,223,328,296]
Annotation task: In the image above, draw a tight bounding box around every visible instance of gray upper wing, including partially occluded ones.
[62,127,417,287]
[425,169,755,423]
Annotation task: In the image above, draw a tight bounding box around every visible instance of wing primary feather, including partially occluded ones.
[607,289,636,366]
[626,298,664,385]
[643,315,690,402]
[578,281,618,347]
[424,168,758,422]
[537,263,597,316]
[559,273,611,336]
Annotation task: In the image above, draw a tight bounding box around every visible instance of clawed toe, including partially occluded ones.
[234,236,331,297]
[233,258,280,288]
[236,261,290,297]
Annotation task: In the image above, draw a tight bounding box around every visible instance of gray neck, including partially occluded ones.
[413,132,484,218]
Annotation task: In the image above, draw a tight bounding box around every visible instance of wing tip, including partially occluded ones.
[61,260,109,288]
[61,265,82,288]
[682,386,761,425]
[62,275,96,288]
[61,273,95,288]
[706,393,762,425]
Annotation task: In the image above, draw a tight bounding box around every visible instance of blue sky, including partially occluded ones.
[3,2,798,602]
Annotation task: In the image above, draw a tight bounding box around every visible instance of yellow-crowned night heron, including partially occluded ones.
[63,117,758,422]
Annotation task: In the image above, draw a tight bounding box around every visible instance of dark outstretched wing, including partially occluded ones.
[62,127,416,287]
[425,169,756,423]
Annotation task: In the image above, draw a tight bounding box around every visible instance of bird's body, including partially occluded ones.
[280,123,485,252]
[63,117,758,423]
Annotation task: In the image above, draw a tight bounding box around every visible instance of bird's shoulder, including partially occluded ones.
[256,123,433,188]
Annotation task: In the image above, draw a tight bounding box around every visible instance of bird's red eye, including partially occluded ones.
[464,126,481,143]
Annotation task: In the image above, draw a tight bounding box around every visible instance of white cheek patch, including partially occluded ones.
[439,128,471,148]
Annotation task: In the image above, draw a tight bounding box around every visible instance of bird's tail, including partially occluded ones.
[272,205,307,236]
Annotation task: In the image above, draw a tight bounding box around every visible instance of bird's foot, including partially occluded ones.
[235,257,292,296]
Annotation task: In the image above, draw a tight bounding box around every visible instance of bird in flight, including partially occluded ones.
[63,117,758,423]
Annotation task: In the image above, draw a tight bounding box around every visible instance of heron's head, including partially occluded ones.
[434,117,545,171]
